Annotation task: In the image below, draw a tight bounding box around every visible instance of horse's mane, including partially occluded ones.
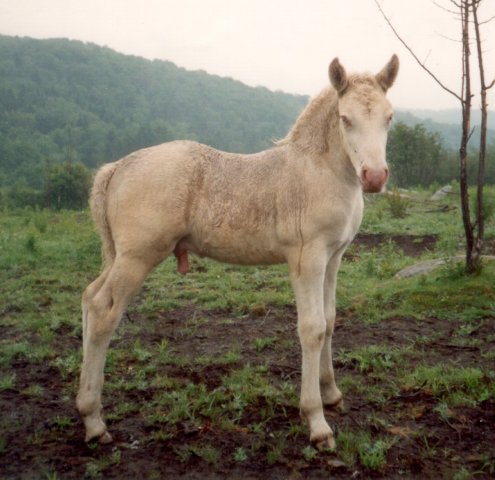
[278,87,338,155]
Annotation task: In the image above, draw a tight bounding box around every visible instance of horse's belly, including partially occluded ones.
[183,229,287,266]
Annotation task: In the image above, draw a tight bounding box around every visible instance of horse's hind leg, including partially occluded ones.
[76,254,155,443]
[81,268,110,354]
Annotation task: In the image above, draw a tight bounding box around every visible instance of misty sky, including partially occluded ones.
[1,0,494,110]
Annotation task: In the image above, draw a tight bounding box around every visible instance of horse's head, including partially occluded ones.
[329,55,399,193]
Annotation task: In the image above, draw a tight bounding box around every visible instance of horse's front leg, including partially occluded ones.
[320,249,345,408]
[289,248,335,449]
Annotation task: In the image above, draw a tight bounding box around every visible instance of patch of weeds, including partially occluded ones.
[151,428,175,442]
[453,467,473,480]
[456,320,482,337]
[52,416,74,430]
[155,339,188,366]
[337,429,393,471]
[132,340,152,362]
[26,427,46,446]
[253,336,276,351]
[336,429,366,466]
[221,346,242,364]
[106,401,141,421]
[181,315,209,336]
[155,339,173,363]
[233,446,249,462]
[84,448,122,479]
[42,468,61,480]
[52,351,81,380]
[337,344,409,374]
[32,210,49,234]
[149,374,177,390]
[197,345,241,366]
[359,438,393,471]
[481,349,495,361]
[85,460,104,480]
[302,445,319,462]
[24,231,38,253]
[359,241,408,280]
[175,444,220,466]
[434,402,454,423]
[266,431,286,465]
[0,436,7,454]
[337,430,394,471]
[0,373,15,391]
[191,444,220,465]
[127,368,149,391]
[403,364,490,406]
[0,341,30,367]
[149,383,207,425]
[386,188,409,219]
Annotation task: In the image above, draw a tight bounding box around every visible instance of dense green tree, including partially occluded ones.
[43,162,91,210]
[387,121,456,187]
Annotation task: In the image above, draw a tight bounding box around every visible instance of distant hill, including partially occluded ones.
[0,35,493,189]
[396,109,495,150]
[407,108,495,127]
[0,35,307,187]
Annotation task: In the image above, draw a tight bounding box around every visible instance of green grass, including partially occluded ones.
[1,187,495,477]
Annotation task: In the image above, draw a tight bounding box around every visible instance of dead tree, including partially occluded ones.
[375,0,494,273]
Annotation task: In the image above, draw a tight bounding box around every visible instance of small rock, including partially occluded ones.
[430,185,453,201]
[395,255,495,279]
[395,259,445,279]
[327,458,347,469]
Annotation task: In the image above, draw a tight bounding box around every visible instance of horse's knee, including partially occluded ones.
[298,318,326,350]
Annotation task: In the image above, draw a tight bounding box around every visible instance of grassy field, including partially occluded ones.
[1,186,494,479]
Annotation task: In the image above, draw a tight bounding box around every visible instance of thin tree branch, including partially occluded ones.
[478,14,495,25]
[434,0,461,17]
[374,0,464,102]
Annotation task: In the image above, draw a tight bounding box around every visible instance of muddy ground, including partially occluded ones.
[1,234,494,479]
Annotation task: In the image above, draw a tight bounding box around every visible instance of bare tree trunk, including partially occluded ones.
[471,0,494,268]
[458,0,475,273]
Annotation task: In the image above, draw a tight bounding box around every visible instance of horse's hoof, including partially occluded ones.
[98,431,113,444]
[330,397,345,412]
[313,433,336,451]
[84,429,113,444]
[323,394,344,412]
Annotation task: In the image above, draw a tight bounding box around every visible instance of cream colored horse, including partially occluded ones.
[77,55,399,448]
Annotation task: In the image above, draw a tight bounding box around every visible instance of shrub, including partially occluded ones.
[43,162,91,210]
[386,188,409,219]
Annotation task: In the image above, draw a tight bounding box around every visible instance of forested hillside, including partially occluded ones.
[0,35,493,206]
[0,35,307,188]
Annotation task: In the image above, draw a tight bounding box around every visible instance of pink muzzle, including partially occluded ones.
[361,166,389,193]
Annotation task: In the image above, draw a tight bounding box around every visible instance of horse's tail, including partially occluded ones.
[90,162,118,269]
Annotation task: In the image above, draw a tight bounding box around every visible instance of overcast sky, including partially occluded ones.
[1,0,494,110]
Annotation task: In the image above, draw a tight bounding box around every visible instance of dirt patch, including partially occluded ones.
[354,233,438,257]
[1,306,494,479]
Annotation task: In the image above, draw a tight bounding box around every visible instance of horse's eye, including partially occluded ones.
[340,115,352,129]
[386,113,394,126]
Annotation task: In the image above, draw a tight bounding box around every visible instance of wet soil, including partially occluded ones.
[1,234,494,479]
[354,233,438,257]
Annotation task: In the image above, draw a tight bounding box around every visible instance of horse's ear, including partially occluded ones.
[376,54,399,92]
[329,58,348,95]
